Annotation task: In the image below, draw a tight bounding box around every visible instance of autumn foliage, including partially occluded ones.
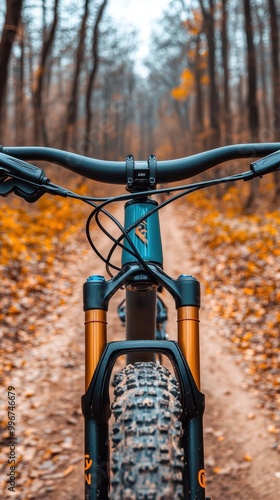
[0,196,86,341]
[185,187,280,422]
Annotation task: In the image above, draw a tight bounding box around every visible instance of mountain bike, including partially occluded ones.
[1,142,280,499]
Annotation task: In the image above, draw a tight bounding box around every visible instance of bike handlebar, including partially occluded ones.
[1,143,280,185]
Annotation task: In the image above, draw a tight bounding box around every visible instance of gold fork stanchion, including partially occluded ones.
[84,309,107,391]
[177,305,200,390]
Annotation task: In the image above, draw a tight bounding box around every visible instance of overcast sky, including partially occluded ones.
[107,0,171,31]
[107,0,172,69]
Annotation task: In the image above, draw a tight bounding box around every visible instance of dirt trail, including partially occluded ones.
[1,202,279,499]
[160,203,280,499]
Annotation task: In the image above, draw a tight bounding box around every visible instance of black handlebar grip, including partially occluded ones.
[0,153,49,184]
[250,150,280,177]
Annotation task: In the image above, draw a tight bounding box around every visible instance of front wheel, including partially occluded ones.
[110,362,184,499]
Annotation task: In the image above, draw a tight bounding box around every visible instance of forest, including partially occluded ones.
[0,1,280,498]
[0,0,279,161]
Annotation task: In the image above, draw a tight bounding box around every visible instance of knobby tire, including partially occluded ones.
[110,361,184,499]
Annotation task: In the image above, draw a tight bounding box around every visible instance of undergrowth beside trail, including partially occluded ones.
[0,195,88,345]
[183,185,280,440]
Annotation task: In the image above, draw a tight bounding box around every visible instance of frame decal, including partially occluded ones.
[135,220,148,245]
[84,454,93,485]
[198,468,206,488]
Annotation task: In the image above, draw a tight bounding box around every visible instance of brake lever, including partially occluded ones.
[0,177,44,202]
[0,167,8,181]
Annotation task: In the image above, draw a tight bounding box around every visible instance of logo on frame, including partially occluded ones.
[135,220,148,245]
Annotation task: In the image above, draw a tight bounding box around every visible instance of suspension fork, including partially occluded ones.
[82,268,206,499]
[82,337,206,500]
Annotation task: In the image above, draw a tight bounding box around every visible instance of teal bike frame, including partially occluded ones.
[122,198,163,266]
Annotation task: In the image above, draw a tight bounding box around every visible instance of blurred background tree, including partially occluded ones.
[0,0,279,198]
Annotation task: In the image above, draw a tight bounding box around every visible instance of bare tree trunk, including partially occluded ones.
[62,0,90,149]
[199,0,220,147]
[0,0,23,139]
[255,13,270,130]
[243,0,259,140]
[146,97,154,155]
[123,71,135,155]
[221,0,231,144]
[194,34,204,148]
[32,0,59,145]
[269,0,280,137]
[102,78,111,159]
[138,97,147,158]
[84,0,108,155]
[15,23,25,144]
[243,0,259,210]
[268,0,280,198]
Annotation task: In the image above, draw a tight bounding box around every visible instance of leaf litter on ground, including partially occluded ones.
[179,185,280,450]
